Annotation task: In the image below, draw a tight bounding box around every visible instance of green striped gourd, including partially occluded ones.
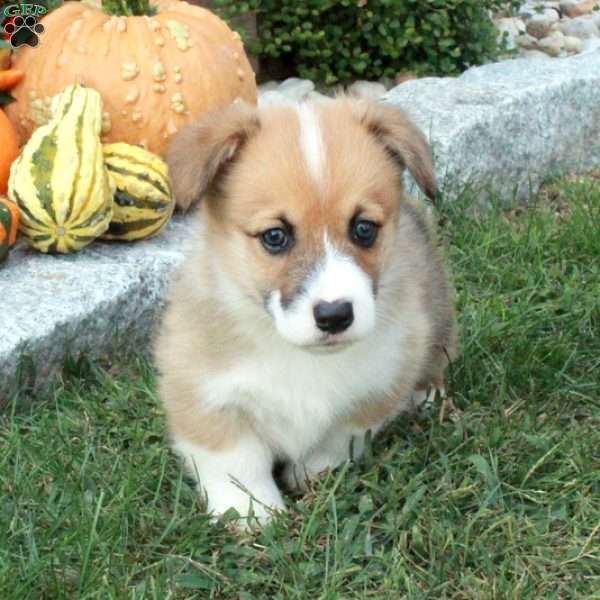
[8,84,114,254]
[102,143,174,241]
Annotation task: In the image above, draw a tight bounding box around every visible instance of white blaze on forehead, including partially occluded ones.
[296,102,326,187]
[314,236,373,306]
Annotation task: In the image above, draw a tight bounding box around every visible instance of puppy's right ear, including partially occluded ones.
[167,102,260,211]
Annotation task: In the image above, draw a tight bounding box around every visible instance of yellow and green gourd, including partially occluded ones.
[8,84,114,254]
[102,143,174,241]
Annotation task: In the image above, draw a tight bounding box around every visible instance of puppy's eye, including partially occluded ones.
[261,227,291,254]
[350,219,379,248]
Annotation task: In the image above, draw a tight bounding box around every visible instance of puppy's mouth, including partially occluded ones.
[303,335,355,354]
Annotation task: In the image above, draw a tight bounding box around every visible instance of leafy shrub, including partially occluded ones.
[215,0,521,84]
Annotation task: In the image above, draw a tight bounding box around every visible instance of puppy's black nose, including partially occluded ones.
[313,300,354,334]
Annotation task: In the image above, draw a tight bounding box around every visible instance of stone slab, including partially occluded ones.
[3,51,600,404]
[0,217,196,405]
[383,50,600,203]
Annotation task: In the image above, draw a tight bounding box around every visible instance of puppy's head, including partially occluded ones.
[168,98,436,350]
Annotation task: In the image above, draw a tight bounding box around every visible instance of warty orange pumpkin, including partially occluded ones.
[5,0,257,156]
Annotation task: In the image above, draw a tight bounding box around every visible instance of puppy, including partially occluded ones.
[155,97,457,526]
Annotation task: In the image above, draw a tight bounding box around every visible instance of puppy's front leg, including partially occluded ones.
[282,421,386,491]
[174,433,285,526]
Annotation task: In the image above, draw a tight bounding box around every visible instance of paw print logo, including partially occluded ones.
[3,15,45,48]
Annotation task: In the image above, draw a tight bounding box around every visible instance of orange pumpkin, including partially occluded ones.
[5,0,257,156]
[0,195,20,262]
[0,109,19,195]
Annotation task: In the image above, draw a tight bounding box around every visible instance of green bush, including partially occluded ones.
[215,0,520,85]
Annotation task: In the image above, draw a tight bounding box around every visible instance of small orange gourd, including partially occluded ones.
[0,109,19,195]
[0,70,24,91]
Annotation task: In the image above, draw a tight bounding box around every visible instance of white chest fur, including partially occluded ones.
[197,315,423,461]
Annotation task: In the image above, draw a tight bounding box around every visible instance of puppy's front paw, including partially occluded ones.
[175,436,286,529]
[206,478,286,529]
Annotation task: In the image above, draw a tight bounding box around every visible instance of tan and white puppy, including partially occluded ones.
[155,97,457,526]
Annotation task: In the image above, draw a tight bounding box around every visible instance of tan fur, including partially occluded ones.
[167,102,260,211]
[156,263,256,450]
[156,97,456,490]
[348,99,438,201]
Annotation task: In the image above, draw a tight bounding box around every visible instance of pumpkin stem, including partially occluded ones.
[101,0,157,17]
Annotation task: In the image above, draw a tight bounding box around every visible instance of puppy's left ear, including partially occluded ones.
[353,100,438,202]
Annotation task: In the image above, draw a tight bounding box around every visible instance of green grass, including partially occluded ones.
[1,176,599,599]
